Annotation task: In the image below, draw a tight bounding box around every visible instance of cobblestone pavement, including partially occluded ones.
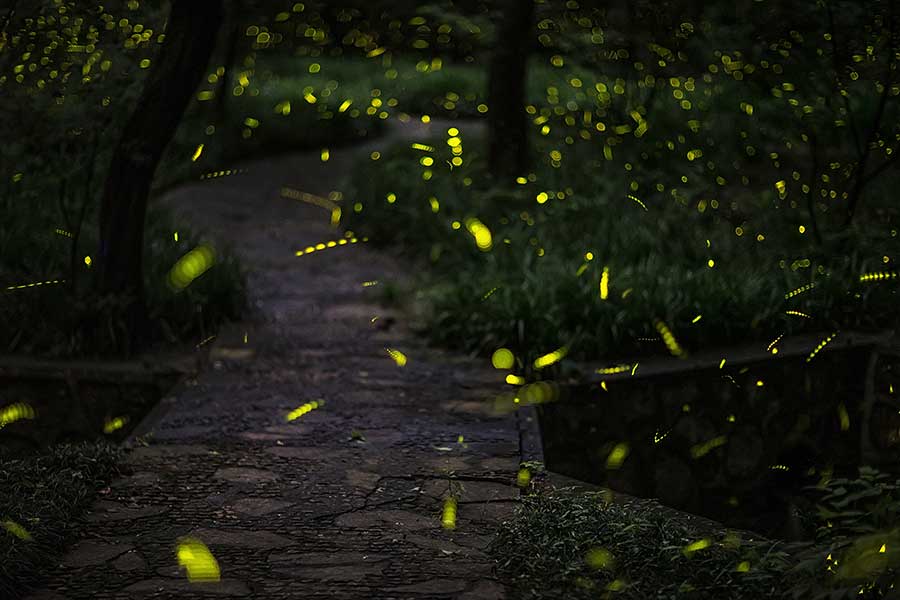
[27,120,526,599]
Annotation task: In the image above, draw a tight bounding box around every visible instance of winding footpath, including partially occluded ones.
[27,120,529,599]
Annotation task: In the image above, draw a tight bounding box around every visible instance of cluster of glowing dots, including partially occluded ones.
[784,282,816,299]
[0,403,35,429]
[445,127,464,167]
[596,364,631,375]
[807,332,838,363]
[626,194,648,211]
[385,348,407,367]
[296,236,367,257]
[860,271,897,282]
[767,334,784,354]
[195,335,216,349]
[167,245,215,291]
[482,286,499,300]
[176,537,220,582]
[654,320,685,357]
[200,168,247,180]
[5,279,65,291]
[286,400,324,422]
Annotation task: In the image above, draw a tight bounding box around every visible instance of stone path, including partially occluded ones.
[27,119,530,599]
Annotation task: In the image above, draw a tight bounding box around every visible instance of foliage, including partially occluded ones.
[0,442,123,600]
[0,199,247,358]
[345,128,896,371]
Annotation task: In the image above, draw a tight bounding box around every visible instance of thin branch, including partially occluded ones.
[862,141,900,185]
[0,1,17,34]
[825,0,863,158]
[70,131,101,292]
[844,0,896,225]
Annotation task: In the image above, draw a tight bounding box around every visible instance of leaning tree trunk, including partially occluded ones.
[96,0,223,354]
[486,0,534,183]
[212,0,243,128]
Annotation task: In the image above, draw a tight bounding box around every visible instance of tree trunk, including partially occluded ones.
[96,0,223,354]
[487,0,534,183]
[213,0,243,128]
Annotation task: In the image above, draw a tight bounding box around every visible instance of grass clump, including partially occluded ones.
[0,442,124,599]
[493,488,900,599]
[492,490,791,599]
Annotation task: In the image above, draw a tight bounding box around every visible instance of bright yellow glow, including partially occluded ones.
[192,144,204,162]
[103,416,128,434]
[176,538,220,582]
[484,348,514,372]
[534,346,568,369]
[441,497,457,530]
[286,399,324,421]
[627,194,647,211]
[0,403,35,429]
[606,443,629,469]
[517,467,531,487]
[599,267,610,299]
[596,364,630,375]
[464,218,492,251]
[654,320,685,357]
[386,348,407,367]
[321,148,329,162]
[506,374,525,385]
[167,245,215,291]
[683,538,711,556]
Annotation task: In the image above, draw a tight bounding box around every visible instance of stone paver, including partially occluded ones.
[27,120,526,599]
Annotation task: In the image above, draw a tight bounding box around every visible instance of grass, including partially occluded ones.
[492,487,899,599]
[0,197,247,358]
[343,128,897,374]
[0,442,124,600]
[491,489,791,599]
